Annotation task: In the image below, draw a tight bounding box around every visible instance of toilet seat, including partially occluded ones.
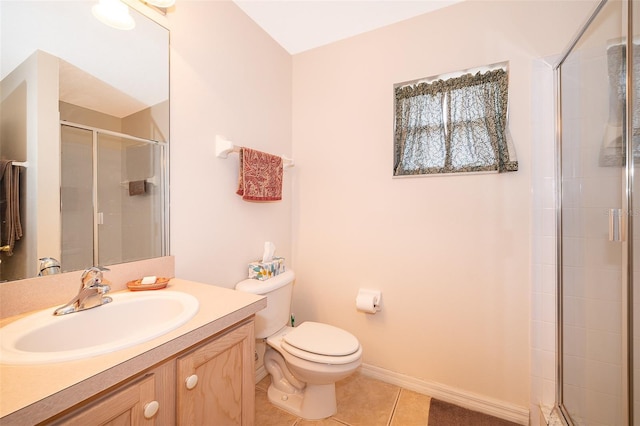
[279,322,362,365]
[281,341,362,365]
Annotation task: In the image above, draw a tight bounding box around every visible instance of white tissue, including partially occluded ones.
[262,241,275,263]
[356,289,382,314]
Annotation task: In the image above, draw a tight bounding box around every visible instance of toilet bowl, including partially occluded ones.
[235,271,362,420]
[264,323,362,419]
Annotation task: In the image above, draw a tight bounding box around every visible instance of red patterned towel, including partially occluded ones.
[236,147,283,201]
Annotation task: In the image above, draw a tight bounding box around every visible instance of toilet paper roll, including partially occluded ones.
[356,289,381,314]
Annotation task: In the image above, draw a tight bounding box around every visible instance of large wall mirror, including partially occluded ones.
[0,1,169,282]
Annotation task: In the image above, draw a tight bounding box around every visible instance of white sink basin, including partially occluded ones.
[0,290,199,365]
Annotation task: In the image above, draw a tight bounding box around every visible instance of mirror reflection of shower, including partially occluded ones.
[61,122,166,272]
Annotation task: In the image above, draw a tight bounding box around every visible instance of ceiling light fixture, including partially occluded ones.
[92,0,136,30]
[144,0,175,8]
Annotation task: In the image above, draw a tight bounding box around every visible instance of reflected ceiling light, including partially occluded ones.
[92,0,136,30]
[144,0,175,8]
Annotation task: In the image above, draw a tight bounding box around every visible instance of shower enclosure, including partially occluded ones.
[556,0,638,424]
[60,123,166,272]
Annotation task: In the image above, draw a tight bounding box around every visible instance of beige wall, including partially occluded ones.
[168,1,293,287]
[167,0,600,413]
[290,0,596,408]
[0,50,60,279]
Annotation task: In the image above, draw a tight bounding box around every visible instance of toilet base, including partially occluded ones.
[267,382,337,420]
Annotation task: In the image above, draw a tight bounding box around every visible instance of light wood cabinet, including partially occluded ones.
[50,320,254,426]
[176,321,255,426]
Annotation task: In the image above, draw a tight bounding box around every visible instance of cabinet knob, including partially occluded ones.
[143,400,159,419]
[185,374,198,390]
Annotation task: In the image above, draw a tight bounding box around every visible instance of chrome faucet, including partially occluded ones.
[38,257,61,276]
[53,266,113,316]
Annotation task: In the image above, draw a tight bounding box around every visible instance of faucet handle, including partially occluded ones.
[81,266,110,288]
[38,257,61,276]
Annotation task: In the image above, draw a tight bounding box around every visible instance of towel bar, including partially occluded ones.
[215,135,294,168]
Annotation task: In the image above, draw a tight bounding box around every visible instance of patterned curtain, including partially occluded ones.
[394,68,517,175]
[600,44,640,166]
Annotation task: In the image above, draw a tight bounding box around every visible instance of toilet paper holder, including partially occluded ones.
[356,289,382,314]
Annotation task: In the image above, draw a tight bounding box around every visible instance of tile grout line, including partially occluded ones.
[386,387,403,426]
[426,397,431,426]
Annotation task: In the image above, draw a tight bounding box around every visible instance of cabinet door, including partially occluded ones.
[177,321,255,426]
[55,374,158,426]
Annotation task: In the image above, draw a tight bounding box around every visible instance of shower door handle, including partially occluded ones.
[609,208,623,242]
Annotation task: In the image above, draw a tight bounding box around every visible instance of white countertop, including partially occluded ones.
[0,279,266,424]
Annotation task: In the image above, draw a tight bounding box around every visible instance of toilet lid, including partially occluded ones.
[283,322,360,357]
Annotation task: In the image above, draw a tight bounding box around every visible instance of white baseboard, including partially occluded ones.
[255,364,268,384]
[359,363,530,425]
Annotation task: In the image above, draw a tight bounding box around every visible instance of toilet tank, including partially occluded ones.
[235,270,295,339]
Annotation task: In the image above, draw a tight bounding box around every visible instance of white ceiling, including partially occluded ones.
[232,0,463,55]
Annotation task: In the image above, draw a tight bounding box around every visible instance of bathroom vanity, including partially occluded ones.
[0,278,266,425]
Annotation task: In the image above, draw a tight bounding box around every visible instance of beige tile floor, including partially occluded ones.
[255,372,432,426]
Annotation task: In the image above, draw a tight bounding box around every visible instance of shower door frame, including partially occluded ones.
[554,0,635,424]
[60,121,169,268]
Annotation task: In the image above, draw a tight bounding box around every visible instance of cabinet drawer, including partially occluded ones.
[53,374,158,425]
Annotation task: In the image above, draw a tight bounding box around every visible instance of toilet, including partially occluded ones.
[235,270,362,420]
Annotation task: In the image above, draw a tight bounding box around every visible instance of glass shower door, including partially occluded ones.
[558,0,627,423]
[96,132,164,266]
[61,124,166,272]
[60,124,94,272]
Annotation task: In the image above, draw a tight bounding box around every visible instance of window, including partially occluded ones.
[393,68,517,176]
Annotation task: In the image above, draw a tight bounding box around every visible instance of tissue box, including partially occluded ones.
[249,257,285,280]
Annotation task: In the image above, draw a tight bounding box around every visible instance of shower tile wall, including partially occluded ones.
[531,58,558,425]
